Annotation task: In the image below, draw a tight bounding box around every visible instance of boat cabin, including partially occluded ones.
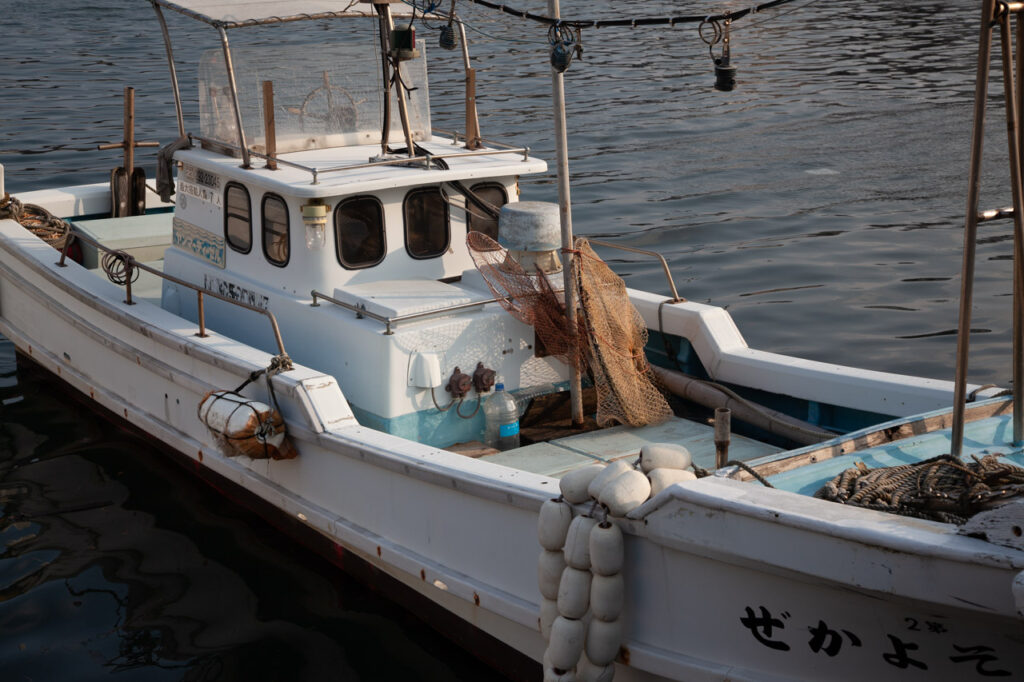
[141,1,572,448]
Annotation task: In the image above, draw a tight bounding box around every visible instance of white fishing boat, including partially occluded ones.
[2,1,1023,680]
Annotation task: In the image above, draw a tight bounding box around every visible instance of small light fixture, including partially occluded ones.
[302,200,329,250]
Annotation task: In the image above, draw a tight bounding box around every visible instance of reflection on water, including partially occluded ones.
[0,0,1018,678]
[0,342,499,680]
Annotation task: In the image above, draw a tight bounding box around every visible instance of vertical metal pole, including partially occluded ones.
[1015,13,1024,443]
[217,27,251,169]
[952,0,997,456]
[262,80,278,170]
[457,21,481,149]
[376,5,392,155]
[548,0,583,427]
[124,87,135,173]
[997,8,1024,442]
[714,407,731,469]
[153,3,185,138]
[197,291,207,337]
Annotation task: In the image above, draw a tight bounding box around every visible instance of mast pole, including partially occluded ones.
[951,0,997,455]
[548,0,583,427]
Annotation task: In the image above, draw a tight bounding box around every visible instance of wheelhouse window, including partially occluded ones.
[467,182,508,241]
[262,194,290,267]
[335,196,385,269]
[404,187,449,259]
[224,182,252,253]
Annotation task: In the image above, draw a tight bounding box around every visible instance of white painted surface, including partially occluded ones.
[3,184,1024,681]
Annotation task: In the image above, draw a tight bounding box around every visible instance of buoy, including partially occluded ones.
[560,463,606,504]
[540,597,559,641]
[539,498,574,551]
[564,515,598,570]
[548,616,586,672]
[543,664,577,682]
[638,443,692,473]
[588,460,633,499]
[585,618,623,667]
[598,469,652,517]
[648,467,698,496]
[590,573,624,622]
[577,653,615,682]
[539,549,567,600]
[197,390,296,460]
[557,566,592,620]
[589,522,624,576]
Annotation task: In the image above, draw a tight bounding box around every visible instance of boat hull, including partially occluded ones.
[3,208,1024,681]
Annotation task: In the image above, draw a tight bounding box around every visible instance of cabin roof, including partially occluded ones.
[151,0,410,29]
[175,137,547,198]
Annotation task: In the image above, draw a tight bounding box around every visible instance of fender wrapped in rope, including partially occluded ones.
[197,355,297,460]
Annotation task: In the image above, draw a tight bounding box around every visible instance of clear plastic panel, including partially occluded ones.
[199,37,430,154]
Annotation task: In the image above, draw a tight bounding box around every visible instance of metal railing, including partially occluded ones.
[190,132,531,185]
[588,239,684,303]
[56,230,289,357]
[310,289,505,335]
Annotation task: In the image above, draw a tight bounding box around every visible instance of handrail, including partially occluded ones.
[587,238,685,303]
[189,132,531,185]
[56,230,289,358]
[310,289,505,335]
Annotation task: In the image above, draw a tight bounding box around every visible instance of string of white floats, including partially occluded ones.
[538,443,696,681]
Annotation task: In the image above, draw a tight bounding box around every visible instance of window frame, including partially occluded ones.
[261,192,290,268]
[403,186,450,260]
[334,195,387,270]
[223,181,252,254]
[466,182,508,240]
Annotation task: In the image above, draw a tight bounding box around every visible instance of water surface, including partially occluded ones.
[0,0,1015,679]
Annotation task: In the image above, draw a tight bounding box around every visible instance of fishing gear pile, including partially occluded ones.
[814,454,1024,524]
[467,231,671,428]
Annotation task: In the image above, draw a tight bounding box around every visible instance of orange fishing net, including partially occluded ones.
[467,232,671,427]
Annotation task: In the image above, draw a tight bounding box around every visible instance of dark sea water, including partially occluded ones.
[0,0,1016,679]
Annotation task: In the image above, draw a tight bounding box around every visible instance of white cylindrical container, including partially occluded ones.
[639,443,692,473]
[538,498,573,551]
[0,163,5,199]
[557,566,592,620]
[564,515,598,570]
[540,597,559,641]
[648,467,698,496]
[585,618,623,667]
[589,522,624,576]
[587,460,633,499]
[598,469,652,517]
[548,616,586,672]
[560,463,606,504]
[539,549,567,600]
[484,382,520,450]
[590,573,624,622]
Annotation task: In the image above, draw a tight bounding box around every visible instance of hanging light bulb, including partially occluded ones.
[439,22,457,50]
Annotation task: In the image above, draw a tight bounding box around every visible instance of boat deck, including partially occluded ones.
[767,413,1024,496]
[478,415,780,478]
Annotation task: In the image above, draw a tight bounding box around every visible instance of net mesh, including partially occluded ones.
[467,232,671,427]
[814,454,1024,523]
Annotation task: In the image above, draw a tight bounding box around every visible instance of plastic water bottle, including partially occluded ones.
[484,383,520,450]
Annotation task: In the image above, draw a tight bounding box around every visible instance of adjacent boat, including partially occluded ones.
[1,1,1023,679]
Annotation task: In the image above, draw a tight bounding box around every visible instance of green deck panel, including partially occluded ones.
[72,213,174,269]
[480,442,601,478]
[549,416,780,471]
[480,416,781,478]
[767,413,1024,496]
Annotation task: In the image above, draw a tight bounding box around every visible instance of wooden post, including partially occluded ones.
[262,80,277,170]
[465,68,481,150]
[548,0,583,427]
[124,86,135,174]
